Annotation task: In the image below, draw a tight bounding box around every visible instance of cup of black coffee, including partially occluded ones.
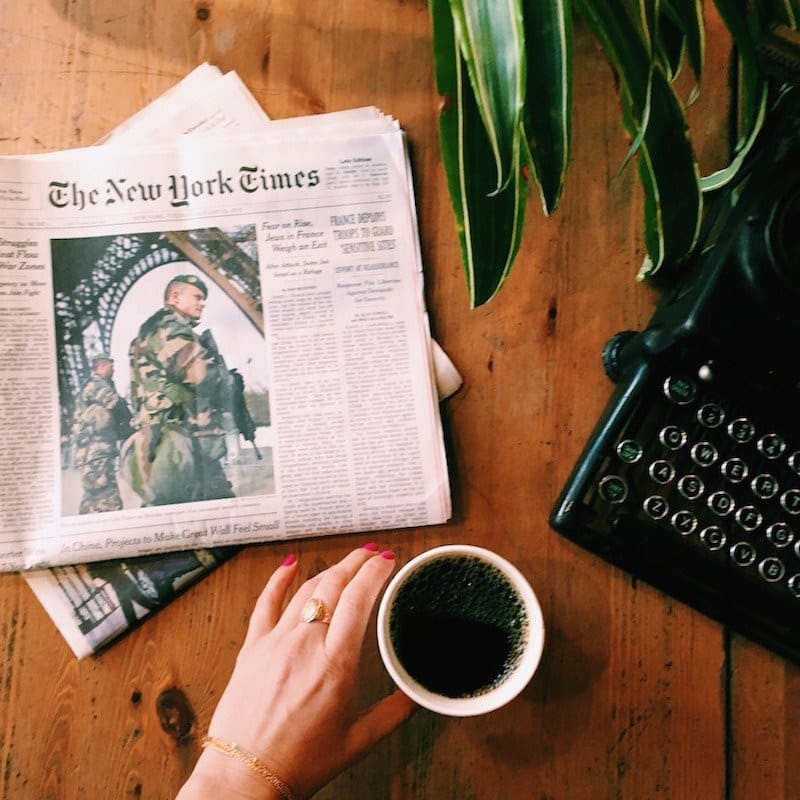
[377,545,544,716]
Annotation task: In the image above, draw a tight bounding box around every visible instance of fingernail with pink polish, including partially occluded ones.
[282,554,297,567]
[380,550,396,560]
[362,543,380,552]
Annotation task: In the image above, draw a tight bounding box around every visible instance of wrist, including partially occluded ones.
[177,748,285,800]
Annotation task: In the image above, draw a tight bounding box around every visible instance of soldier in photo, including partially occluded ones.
[121,274,235,506]
[72,353,133,514]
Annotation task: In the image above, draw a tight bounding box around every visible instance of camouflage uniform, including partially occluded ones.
[72,363,129,514]
[121,276,234,506]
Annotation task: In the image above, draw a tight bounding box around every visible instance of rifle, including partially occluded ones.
[229,368,263,461]
[198,329,262,461]
[111,396,134,441]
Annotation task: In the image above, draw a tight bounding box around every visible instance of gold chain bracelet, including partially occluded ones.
[201,734,295,800]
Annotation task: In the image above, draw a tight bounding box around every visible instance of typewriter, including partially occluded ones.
[550,85,800,663]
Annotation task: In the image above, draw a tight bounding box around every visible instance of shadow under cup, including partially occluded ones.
[377,545,545,716]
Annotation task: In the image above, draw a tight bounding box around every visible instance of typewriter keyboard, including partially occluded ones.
[591,357,800,610]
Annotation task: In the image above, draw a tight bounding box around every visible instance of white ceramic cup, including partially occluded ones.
[376,545,545,716]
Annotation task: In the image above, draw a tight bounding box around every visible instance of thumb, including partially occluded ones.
[346,690,418,762]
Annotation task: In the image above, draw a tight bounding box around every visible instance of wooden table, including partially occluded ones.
[2,2,799,798]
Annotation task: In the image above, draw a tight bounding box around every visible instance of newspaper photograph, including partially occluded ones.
[26,546,241,658]
[0,119,451,572]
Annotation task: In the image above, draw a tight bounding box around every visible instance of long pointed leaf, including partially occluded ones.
[448,0,526,193]
[630,69,702,277]
[430,0,529,306]
[701,82,767,191]
[712,0,766,148]
[656,9,687,81]
[459,65,529,305]
[662,0,705,84]
[521,0,572,212]
[576,0,702,276]
[787,0,800,26]
[431,0,472,296]
[590,0,655,171]
[701,0,768,193]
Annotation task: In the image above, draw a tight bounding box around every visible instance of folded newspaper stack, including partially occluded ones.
[5,64,460,657]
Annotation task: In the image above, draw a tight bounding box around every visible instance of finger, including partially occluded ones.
[325,550,396,655]
[242,554,299,647]
[345,690,418,765]
[294,545,382,630]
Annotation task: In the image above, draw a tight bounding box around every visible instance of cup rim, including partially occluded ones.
[376,545,545,717]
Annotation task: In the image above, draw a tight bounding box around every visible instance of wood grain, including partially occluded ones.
[0,2,794,798]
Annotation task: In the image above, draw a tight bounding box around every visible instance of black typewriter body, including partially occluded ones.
[550,87,800,663]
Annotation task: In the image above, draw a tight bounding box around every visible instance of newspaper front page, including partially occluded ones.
[0,112,450,576]
[21,67,457,658]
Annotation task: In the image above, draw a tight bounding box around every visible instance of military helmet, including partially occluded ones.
[92,352,113,365]
[169,274,208,298]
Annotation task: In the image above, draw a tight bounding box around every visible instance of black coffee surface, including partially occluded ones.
[389,556,528,698]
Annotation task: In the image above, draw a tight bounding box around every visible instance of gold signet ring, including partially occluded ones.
[301,598,333,624]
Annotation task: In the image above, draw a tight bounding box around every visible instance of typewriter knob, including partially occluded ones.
[602,330,639,383]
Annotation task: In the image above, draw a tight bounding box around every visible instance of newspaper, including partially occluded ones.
[23,67,458,658]
[9,66,456,655]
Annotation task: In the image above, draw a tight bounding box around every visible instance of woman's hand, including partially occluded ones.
[177,545,417,799]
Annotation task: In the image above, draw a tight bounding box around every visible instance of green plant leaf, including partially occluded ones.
[448,0,526,193]
[429,0,777,304]
[712,0,765,145]
[521,0,572,212]
[630,70,703,278]
[430,0,530,306]
[431,0,462,213]
[703,0,768,191]
[576,0,702,277]
[700,82,767,191]
[662,0,705,85]
[656,8,687,81]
